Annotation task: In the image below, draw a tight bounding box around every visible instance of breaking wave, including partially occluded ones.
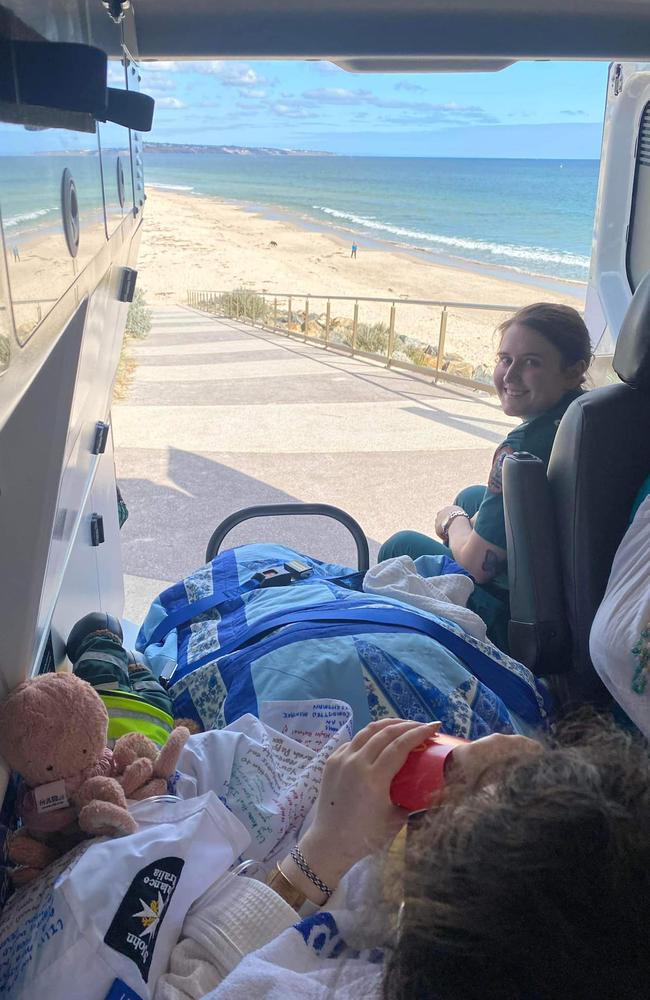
[148,183,194,191]
[4,206,57,228]
[312,204,590,274]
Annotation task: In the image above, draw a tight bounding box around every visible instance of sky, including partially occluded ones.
[138,58,610,158]
[0,58,610,157]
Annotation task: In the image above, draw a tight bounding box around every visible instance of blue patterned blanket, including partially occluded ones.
[137,544,550,737]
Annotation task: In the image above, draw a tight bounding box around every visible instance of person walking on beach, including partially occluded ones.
[11,245,20,262]
[351,242,358,259]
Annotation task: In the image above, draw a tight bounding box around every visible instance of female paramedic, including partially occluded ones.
[378,302,592,649]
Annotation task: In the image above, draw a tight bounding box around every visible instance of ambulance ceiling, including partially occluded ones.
[131,0,650,66]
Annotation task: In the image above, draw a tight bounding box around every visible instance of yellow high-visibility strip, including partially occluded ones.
[100,691,174,748]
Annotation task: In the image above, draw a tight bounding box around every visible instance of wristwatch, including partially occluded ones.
[440,509,470,544]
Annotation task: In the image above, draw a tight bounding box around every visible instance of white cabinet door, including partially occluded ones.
[585,61,650,372]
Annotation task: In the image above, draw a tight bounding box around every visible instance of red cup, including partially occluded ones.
[390,733,468,813]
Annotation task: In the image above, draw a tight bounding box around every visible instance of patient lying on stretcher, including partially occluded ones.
[2,706,647,1000]
[158,715,650,1000]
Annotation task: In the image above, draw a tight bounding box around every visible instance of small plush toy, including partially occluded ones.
[0,672,189,885]
[112,728,190,799]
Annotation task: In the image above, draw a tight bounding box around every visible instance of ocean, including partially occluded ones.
[0,153,599,283]
[145,154,598,283]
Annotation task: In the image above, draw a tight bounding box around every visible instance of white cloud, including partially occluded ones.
[141,60,181,72]
[191,60,224,75]
[272,103,312,119]
[145,76,177,94]
[303,88,373,105]
[192,61,265,88]
[395,81,425,92]
[301,87,497,123]
[225,66,263,86]
[156,97,186,109]
[240,88,267,99]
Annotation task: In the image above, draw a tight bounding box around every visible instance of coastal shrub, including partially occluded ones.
[125,288,152,338]
[403,343,431,367]
[218,288,268,324]
[355,321,389,354]
[303,312,325,338]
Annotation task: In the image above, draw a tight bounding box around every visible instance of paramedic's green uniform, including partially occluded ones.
[472,388,584,551]
[378,389,584,649]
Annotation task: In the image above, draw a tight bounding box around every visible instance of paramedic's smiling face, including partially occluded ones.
[494,323,579,419]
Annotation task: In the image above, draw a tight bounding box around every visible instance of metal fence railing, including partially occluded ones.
[186,288,524,393]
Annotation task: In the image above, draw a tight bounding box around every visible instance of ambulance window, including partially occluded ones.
[627,102,650,292]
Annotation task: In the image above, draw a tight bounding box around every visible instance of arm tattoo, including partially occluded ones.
[482,549,504,575]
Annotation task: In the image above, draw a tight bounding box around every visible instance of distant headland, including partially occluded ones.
[143,143,337,157]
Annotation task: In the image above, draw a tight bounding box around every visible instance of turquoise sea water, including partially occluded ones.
[144,154,599,282]
[0,154,599,282]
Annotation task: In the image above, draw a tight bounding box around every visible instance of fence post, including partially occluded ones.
[352,301,359,355]
[325,299,331,349]
[304,297,309,341]
[288,296,293,334]
[386,303,396,367]
[434,306,448,383]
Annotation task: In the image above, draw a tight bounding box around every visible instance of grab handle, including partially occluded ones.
[205,503,370,571]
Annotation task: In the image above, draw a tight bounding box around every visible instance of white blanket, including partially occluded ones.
[201,858,390,1000]
[154,874,298,1000]
[364,555,487,640]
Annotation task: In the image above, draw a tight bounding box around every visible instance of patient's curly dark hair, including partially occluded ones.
[383,718,650,1000]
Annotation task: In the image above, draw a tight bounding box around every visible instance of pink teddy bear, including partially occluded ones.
[0,672,189,885]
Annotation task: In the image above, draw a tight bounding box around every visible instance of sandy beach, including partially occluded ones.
[4,186,585,371]
[137,188,585,371]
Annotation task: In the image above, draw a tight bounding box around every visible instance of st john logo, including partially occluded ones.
[104,857,184,981]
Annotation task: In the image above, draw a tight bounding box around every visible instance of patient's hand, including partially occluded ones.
[294,719,441,895]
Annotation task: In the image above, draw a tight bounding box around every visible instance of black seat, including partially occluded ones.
[502,272,650,710]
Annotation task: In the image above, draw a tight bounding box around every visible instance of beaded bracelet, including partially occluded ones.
[290,844,333,900]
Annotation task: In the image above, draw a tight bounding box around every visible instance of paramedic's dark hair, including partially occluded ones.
[498,302,592,376]
[383,717,650,1000]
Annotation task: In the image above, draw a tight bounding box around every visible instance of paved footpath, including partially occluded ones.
[112,305,514,624]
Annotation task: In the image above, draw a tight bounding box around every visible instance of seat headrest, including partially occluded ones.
[614,271,650,390]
